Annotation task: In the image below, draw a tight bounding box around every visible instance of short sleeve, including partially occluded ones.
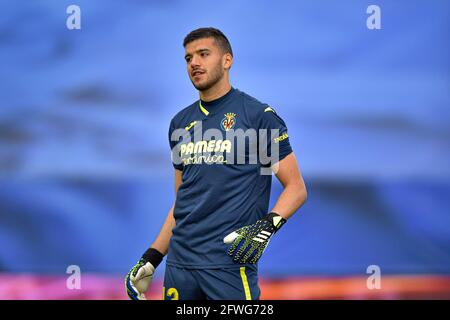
[168,119,184,171]
[258,106,293,167]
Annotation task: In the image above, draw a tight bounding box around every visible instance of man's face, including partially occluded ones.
[184,37,229,91]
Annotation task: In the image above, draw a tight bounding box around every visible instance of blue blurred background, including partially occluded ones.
[0,0,449,298]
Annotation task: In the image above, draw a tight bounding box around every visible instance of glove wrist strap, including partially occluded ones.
[142,248,164,268]
[266,212,287,232]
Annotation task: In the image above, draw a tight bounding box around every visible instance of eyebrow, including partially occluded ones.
[185,48,211,59]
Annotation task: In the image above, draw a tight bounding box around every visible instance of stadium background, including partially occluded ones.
[0,0,449,299]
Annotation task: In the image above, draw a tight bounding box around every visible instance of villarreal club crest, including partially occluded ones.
[221,113,237,131]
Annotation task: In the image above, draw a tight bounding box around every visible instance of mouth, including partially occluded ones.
[192,70,205,78]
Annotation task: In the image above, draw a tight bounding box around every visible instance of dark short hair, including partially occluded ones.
[183,27,233,57]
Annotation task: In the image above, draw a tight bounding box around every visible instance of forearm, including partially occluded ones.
[271,181,307,220]
[150,205,176,255]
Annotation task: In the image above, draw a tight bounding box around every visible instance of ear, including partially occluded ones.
[223,53,233,70]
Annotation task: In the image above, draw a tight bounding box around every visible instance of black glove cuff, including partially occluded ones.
[266,212,287,232]
[142,248,164,268]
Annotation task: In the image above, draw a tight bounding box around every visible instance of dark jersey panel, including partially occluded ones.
[258,105,292,168]
[167,88,293,268]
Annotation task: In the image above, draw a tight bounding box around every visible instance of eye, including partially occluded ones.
[185,57,191,63]
[200,52,209,57]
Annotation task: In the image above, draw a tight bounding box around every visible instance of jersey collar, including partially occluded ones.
[198,87,235,116]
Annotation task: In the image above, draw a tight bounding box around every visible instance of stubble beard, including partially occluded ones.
[191,63,224,92]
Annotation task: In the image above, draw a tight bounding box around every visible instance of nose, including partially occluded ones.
[189,55,200,69]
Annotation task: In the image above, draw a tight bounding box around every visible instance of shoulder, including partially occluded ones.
[170,101,198,129]
[235,89,280,122]
[234,89,269,118]
[236,89,267,111]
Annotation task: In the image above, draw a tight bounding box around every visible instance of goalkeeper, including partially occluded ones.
[125,27,307,300]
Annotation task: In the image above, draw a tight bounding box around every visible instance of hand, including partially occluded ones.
[125,258,155,300]
[125,248,164,300]
[223,212,286,264]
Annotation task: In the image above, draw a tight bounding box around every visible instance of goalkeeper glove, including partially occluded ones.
[125,248,164,300]
[223,212,286,264]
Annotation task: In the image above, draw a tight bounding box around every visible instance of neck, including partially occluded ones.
[199,75,231,102]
